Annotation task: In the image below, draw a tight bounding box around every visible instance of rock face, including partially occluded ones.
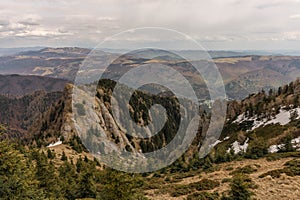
[31,79,212,163]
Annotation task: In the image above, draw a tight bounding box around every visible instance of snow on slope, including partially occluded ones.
[227,138,249,154]
[47,140,62,147]
[268,136,300,153]
[268,144,285,153]
[233,107,300,131]
[209,136,230,148]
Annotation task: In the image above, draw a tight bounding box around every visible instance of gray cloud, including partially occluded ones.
[0,0,300,50]
[18,21,40,26]
[0,20,9,26]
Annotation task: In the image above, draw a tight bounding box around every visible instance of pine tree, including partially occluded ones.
[294,95,299,106]
[0,126,43,199]
[288,82,294,94]
[247,103,254,117]
[77,161,97,198]
[84,155,89,162]
[280,134,295,152]
[47,148,55,159]
[76,157,84,173]
[61,151,67,161]
[245,135,268,159]
[59,161,79,199]
[278,86,282,96]
[98,169,145,200]
[35,152,62,198]
[268,88,273,96]
[227,174,254,200]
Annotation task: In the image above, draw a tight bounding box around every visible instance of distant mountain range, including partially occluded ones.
[0,47,45,56]
[1,47,300,99]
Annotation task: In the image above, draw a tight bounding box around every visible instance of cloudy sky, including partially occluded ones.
[1,0,300,50]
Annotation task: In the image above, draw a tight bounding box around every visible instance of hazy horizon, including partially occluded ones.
[3,46,300,52]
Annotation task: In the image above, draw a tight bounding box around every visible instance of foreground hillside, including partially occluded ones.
[0,134,147,199]
[144,155,300,200]
[2,132,299,200]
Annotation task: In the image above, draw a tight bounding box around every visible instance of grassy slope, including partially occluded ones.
[144,156,300,200]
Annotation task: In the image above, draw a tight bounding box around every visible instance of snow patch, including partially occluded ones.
[47,140,62,147]
[268,144,284,153]
[210,140,222,147]
[224,136,230,140]
[233,107,300,131]
[209,136,230,148]
[233,113,245,123]
[292,136,300,144]
[268,136,300,153]
[227,138,249,154]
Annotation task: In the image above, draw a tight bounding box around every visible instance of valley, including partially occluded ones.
[1,48,300,99]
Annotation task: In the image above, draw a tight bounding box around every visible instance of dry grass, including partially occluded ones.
[44,145,300,199]
[145,157,300,200]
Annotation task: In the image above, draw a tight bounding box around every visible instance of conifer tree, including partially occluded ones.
[0,125,42,199]
[61,151,67,161]
[98,169,145,200]
[222,174,254,200]
[59,161,79,199]
[47,148,55,159]
[35,152,62,198]
[77,160,97,198]
[245,134,268,159]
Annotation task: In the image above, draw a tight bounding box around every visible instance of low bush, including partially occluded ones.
[187,191,219,200]
[266,151,300,161]
[259,159,300,178]
[170,185,194,197]
[259,169,282,178]
[229,165,259,175]
[283,159,300,176]
[222,178,232,183]
[224,166,234,171]
[244,135,268,159]
[189,179,220,191]
[222,174,255,200]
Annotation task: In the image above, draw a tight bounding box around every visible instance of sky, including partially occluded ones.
[1,0,300,50]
